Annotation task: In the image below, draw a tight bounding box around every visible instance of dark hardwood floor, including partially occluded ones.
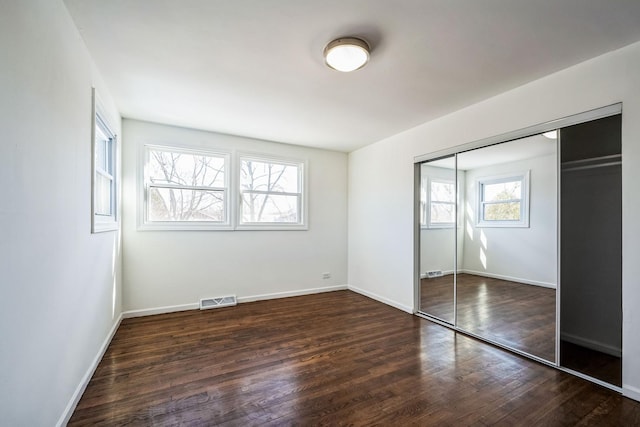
[561,340,622,387]
[420,274,455,323]
[70,290,640,426]
[421,273,556,361]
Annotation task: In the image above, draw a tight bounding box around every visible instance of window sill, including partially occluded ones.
[137,222,233,231]
[476,222,530,228]
[421,224,455,230]
[136,222,308,231]
[235,224,308,231]
[92,220,119,233]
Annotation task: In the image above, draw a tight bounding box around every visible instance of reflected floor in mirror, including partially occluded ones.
[421,273,556,361]
[419,275,455,323]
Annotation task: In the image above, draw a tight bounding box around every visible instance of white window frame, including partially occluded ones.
[424,178,456,229]
[476,171,530,228]
[91,88,119,233]
[237,153,307,230]
[139,144,232,231]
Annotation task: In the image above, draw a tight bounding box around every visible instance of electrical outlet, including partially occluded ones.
[322,272,331,279]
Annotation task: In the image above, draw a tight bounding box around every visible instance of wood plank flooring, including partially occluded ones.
[420,274,455,323]
[561,340,622,387]
[69,290,640,426]
[421,273,556,361]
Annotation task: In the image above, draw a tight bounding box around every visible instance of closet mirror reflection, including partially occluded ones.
[419,155,458,324]
[417,105,624,385]
[455,135,557,362]
[419,133,558,363]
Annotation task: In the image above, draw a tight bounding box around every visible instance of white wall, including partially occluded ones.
[421,229,456,275]
[348,40,640,400]
[0,1,122,425]
[122,120,348,312]
[461,154,557,287]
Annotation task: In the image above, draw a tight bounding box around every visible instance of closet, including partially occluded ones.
[560,114,622,386]
[415,105,623,389]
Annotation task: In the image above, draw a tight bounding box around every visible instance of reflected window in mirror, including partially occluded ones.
[417,131,558,361]
[427,178,455,228]
[477,171,530,227]
[419,157,457,324]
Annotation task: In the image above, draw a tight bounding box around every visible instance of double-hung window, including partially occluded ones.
[92,89,118,233]
[142,146,230,229]
[427,179,455,228]
[477,171,530,227]
[139,148,306,230]
[239,155,306,228]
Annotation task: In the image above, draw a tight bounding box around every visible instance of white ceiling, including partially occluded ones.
[423,133,556,171]
[64,0,640,152]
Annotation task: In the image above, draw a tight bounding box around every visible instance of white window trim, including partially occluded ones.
[476,171,530,228]
[138,144,233,231]
[91,88,119,233]
[137,147,309,231]
[236,153,308,231]
[424,177,456,229]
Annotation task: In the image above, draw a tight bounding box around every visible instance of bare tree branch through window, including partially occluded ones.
[147,149,227,222]
[240,158,302,224]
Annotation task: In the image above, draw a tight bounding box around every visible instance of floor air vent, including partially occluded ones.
[425,270,443,278]
[200,295,237,310]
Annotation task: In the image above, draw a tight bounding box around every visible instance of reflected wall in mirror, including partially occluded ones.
[455,134,558,362]
[419,156,459,324]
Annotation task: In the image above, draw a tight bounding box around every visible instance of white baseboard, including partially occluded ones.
[56,313,123,427]
[122,302,199,319]
[122,285,349,318]
[237,285,347,303]
[623,384,640,402]
[561,332,622,357]
[347,285,413,314]
[460,269,556,289]
[58,284,399,425]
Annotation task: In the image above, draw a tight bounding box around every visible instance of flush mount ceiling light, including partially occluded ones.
[324,37,370,72]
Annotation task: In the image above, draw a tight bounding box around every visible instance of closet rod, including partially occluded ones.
[561,154,621,167]
[562,161,621,172]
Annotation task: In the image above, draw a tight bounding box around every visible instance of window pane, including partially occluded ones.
[241,193,299,223]
[483,180,521,202]
[241,160,299,193]
[149,187,225,222]
[95,174,112,216]
[431,202,455,224]
[484,202,521,221]
[431,181,455,203]
[95,130,109,172]
[149,150,225,188]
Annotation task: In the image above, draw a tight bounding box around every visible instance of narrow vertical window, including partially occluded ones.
[428,179,455,227]
[92,89,118,232]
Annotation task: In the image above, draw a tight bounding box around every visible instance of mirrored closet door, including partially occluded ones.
[415,104,622,387]
[419,155,457,324]
[455,134,557,363]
